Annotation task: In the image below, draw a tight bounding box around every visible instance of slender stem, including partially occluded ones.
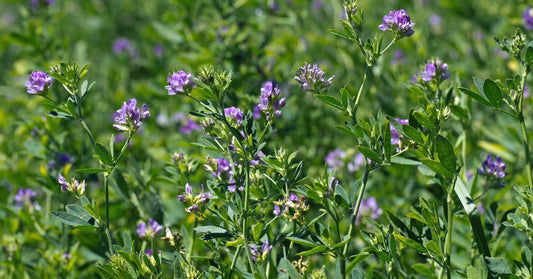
[379,38,397,56]
[443,179,455,279]
[518,69,533,192]
[227,245,242,279]
[341,163,370,278]
[79,119,96,151]
[152,237,161,274]
[188,217,198,262]
[104,173,114,255]
[113,132,133,167]
[242,161,257,274]
[352,66,371,124]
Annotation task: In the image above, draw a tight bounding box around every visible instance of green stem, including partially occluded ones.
[242,161,257,274]
[152,237,161,273]
[351,66,371,124]
[79,119,96,151]
[227,245,242,279]
[188,217,197,262]
[341,163,370,278]
[104,173,114,255]
[379,38,397,56]
[443,178,455,279]
[518,69,533,192]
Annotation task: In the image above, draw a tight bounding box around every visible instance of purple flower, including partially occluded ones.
[113,98,150,132]
[391,50,406,65]
[113,38,137,57]
[327,177,339,198]
[418,59,449,83]
[224,107,244,126]
[49,153,72,170]
[390,118,409,146]
[294,62,335,93]
[250,151,265,166]
[25,71,54,95]
[348,153,365,173]
[178,118,201,134]
[524,8,533,31]
[478,154,507,179]
[58,174,69,191]
[355,196,383,225]
[289,193,299,201]
[250,240,273,261]
[166,71,197,95]
[177,183,211,213]
[14,188,41,210]
[378,9,415,38]
[137,218,163,239]
[273,205,282,216]
[429,14,441,27]
[253,105,261,119]
[325,149,346,169]
[258,81,286,120]
[31,0,54,7]
[153,44,163,57]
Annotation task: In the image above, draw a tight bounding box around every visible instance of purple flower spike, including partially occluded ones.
[257,81,286,120]
[58,174,69,191]
[325,149,346,170]
[355,196,383,225]
[224,107,244,126]
[113,98,150,132]
[137,219,162,239]
[524,8,533,31]
[25,71,54,95]
[166,71,197,95]
[149,219,163,235]
[478,154,507,179]
[378,9,415,38]
[295,62,335,93]
[136,222,147,238]
[390,118,409,146]
[417,59,449,84]
[14,188,41,210]
[250,240,273,262]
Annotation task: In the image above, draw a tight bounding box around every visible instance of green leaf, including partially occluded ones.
[486,257,512,275]
[346,253,371,274]
[449,105,469,120]
[483,79,503,108]
[315,94,344,110]
[526,42,533,65]
[328,29,350,40]
[334,184,350,207]
[402,125,424,145]
[411,264,434,276]
[252,223,263,242]
[95,143,113,166]
[194,225,232,240]
[436,135,456,172]
[357,146,382,164]
[286,237,320,248]
[278,257,302,279]
[51,211,95,226]
[454,179,491,257]
[424,240,444,261]
[66,204,94,221]
[296,245,328,256]
[420,159,454,178]
[383,119,391,163]
[394,234,427,253]
[391,157,422,166]
[46,111,73,119]
[412,111,436,130]
[459,87,492,107]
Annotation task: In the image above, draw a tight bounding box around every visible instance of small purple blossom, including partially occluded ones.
[31,0,54,7]
[478,154,507,179]
[325,149,346,170]
[378,9,415,38]
[524,8,533,31]
[418,59,449,83]
[112,38,137,57]
[49,153,72,170]
[391,50,406,65]
[25,71,54,95]
[166,71,197,95]
[327,177,339,198]
[250,240,273,261]
[153,44,163,57]
[294,62,335,93]
[14,188,41,210]
[429,14,441,27]
[58,174,69,191]
[250,151,265,166]
[253,105,261,119]
[179,118,202,134]
[348,153,365,173]
[137,218,163,239]
[224,107,244,126]
[355,196,383,225]
[58,174,86,197]
[258,81,286,120]
[113,98,150,132]
[177,183,211,213]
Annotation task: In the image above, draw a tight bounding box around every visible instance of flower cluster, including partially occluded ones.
[273,193,309,222]
[378,9,415,39]
[224,107,244,126]
[113,98,150,132]
[355,196,383,225]
[294,62,335,93]
[112,38,137,57]
[205,157,233,180]
[14,188,41,210]
[416,59,449,84]
[478,154,507,185]
[524,8,533,31]
[325,149,365,173]
[326,177,339,198]
[137,219,163,239]
[177,183,211,213]
[249,240,273,262]
[257,81,286,120]
[25,71,54,95]
[58,174,86,197]
[166,71,197,95]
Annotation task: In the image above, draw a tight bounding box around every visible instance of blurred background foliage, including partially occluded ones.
[2,0,533,277]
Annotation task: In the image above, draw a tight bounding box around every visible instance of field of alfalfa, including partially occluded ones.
[2,0,533,278]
